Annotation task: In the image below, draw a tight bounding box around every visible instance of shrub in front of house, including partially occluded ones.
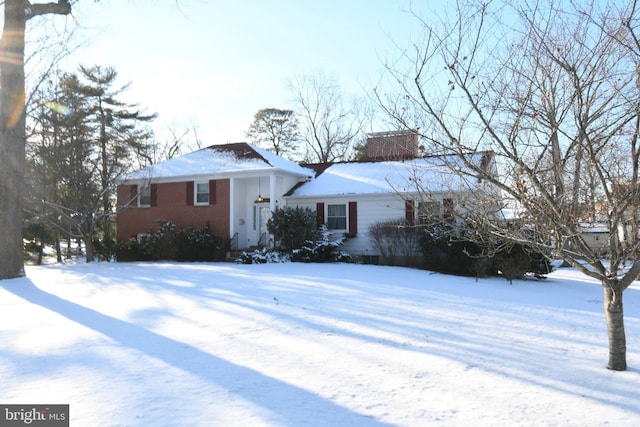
[240,223,351,264]
[115,236,152,262]
[417,219,552,281]
[290,224,351,263]
[115,219,176,261]
[368,219,422,265]
[418,220,487,276]
[116,220,226,262]
[492,244,552,283]
[267,206,319,252]
[91,236,119,262]
[238,206,349,264]
[175,224,225,262]
[238,248,290,264]
[147,219,178,260]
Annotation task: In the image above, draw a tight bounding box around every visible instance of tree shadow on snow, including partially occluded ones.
[2,279,394,427]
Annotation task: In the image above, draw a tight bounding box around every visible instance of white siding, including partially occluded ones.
[285,193,408,256]
[286,192,474,256]
[343,194,407,255]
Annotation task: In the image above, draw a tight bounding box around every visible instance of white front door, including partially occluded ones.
[258,206,271,246]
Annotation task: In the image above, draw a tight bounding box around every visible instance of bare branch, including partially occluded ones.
[25,1,71,20]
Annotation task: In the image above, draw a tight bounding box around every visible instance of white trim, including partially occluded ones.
[194,181,210,206]
[120,169,311,186]
[138,184,151,207]
[327,203,348,231]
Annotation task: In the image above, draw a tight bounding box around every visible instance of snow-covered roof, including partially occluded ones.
[124,143,313,182]
[287,154,486,198]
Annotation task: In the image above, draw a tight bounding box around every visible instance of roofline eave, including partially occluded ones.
[119,168,312,186]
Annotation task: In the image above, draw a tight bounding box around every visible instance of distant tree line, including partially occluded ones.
[247,69,373,163]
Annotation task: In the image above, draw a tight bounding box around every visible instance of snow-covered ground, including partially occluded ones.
[1,261,639,426]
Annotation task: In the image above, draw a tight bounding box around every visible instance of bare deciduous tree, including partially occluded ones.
[380,0,640,370]
[289,69,370,163]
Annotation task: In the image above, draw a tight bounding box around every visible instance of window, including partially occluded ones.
[138,185,151,207]
[418,201,441,224]
[327,204,347,230]
[195,182,209,205]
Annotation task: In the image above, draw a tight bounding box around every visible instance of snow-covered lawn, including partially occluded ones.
[1,262,640,426]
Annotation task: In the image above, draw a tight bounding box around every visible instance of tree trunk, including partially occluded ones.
[55,235,62,263]
[0,1,27,279]
[84,236,95,263]
[603,282,627,371]
[36,241,44,265]
[0,1,71,279]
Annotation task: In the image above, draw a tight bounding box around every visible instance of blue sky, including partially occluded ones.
[46,1,431,147]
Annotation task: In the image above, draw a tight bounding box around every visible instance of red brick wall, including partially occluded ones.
[116,179,230,242]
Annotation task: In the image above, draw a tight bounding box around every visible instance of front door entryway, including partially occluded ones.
[258,206,271,246]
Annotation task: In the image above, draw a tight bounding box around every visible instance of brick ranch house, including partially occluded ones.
[116,131,496,260]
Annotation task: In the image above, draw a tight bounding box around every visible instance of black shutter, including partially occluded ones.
[150,184,158,207]
[186,181,194,206]
[316,202,325,225]
[348,201,357,234]
[209,180,216,204]
[405,199,415,225]
[129,185,137,206]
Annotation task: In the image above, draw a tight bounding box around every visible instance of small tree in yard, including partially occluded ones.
[267,206,319,252]
[257,206,350,263]
[381,0,640,370]
[291,224,351,263]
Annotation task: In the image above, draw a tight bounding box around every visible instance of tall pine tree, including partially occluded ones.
[27,67,156,262]
[71,65,157,249]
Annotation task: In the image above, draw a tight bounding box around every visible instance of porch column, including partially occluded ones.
[229,177,235,238]
[269,174,276,212]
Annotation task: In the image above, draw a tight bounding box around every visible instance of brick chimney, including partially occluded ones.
[365,130,419,161]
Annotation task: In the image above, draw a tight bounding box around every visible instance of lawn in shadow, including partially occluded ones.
[2,278,395,427]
